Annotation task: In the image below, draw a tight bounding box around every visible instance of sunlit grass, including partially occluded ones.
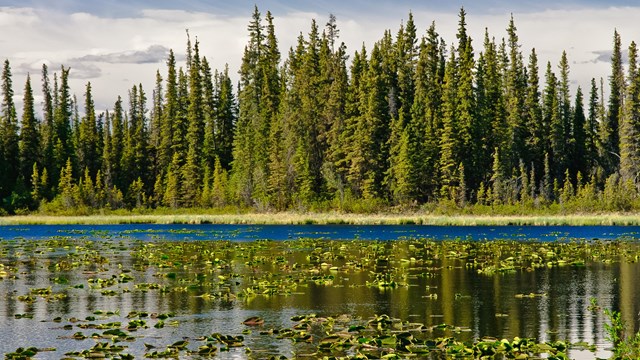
[1,212,640,225]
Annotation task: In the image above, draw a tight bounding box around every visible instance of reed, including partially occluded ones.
[1,212,640,226]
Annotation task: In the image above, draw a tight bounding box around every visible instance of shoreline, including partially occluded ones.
[1,212,640,226]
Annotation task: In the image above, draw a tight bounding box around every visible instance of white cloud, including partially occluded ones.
[0,4,639,116]
[16,61,102,80]
[72,45,172,64]
[0,6,38,26]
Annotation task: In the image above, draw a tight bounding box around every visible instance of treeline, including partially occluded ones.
[1,7,640,215]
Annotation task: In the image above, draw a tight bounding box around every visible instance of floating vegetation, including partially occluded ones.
[5,347,55,359]
[0,232,638,358]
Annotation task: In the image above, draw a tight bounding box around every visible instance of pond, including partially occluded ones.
[3,223,640,241]
[1,224,639,359]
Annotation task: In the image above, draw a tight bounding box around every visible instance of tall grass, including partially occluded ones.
[1,212,640,226]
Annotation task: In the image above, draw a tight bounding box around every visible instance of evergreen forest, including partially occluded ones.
[2,7,640,215]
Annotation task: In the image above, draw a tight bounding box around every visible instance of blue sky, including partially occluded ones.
[1,1,638,113]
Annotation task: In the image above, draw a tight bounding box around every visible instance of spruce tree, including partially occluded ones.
[58,158,75,208]
[183,38,205,207]
[361,43,390,198]
[121,90,136,191]
[30,163,41,204]
[543,61,564,184]
[473,49,488,200]
[341,46,367,198]
[505,15,527,173]
[174,69,189,164]
[72,94,80,165]
[323,40,349,203]
[267,64,294,209]
[159,50,177,173]
[0,60,19,199]
[259,10,281,186]
[77,82,99,177]
[110,97,125,191]
[491,148,505,204]
[455,8,476,196]
[40,64,55,188]
[387,13,417,202]
[212,156,228,207]
[408,22,443,202]
[439,48,459,200]
[557,51,573,181]
[396,12,417,129]
[388,127,412,203]
[149,70,163,183]
[215,65,237,170]
[53,66,74,179]
[101,110,113,190]
[585,79,600,176]
[130,84,150,193]
[572,87,588,183]
[19,74,41,187]
[524,49,544,186]
[231,6,265,205]
[601,30,624,175]
[295,20,325,203]
[620,41,640,184]
[202,58,216,171]
[476,31,507,196]
[163,152,181,209]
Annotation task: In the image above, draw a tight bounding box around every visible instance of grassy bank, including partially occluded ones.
[2,212,640,226]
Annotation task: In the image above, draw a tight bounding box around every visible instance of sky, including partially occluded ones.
[1,0,639,116]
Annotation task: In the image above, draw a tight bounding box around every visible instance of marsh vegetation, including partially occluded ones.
[2,225,640,358]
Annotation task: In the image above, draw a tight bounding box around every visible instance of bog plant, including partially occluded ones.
[605,309,640,359]
[1,232,640,357]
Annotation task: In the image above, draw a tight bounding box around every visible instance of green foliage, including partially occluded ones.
[621,41,640,185]
[603,174,638,211]
[163,153,181,209]
[604,309,640,359]
[183,36,204,207]
[0,59,19,200]
[19,74,40,185]
[3,9,640,216]
[53,65,74,179]
[58,158,75,209]
[602,30,624,176]
[77,82,99,177]
[212,162,229,208]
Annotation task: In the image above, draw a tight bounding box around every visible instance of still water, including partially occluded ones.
[0,224,639,359]
[2,223,640,241]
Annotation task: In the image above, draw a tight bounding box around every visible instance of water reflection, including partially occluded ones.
[0,232,636,359]
[4,223,640,241]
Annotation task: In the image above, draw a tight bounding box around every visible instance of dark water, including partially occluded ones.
[1,224,639,359]
[2,223,640,241]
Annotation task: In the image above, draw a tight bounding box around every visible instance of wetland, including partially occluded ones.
[2,224,640,359]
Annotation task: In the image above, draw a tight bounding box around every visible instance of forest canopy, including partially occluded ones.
[0,7,639,215]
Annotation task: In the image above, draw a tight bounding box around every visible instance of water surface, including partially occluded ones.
[2,223,640,241]
[1,224,639,359]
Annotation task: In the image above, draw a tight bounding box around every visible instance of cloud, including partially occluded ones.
[2,2,640,114]
[0,6,38,26]
[587,49,630,65]
[72,45,172,64]
[16,61,102,80]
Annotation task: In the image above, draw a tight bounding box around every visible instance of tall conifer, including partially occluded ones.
[620,41,640,184]
[601,30,624,175]
[19,74,40,187]
[0,60,19,199]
